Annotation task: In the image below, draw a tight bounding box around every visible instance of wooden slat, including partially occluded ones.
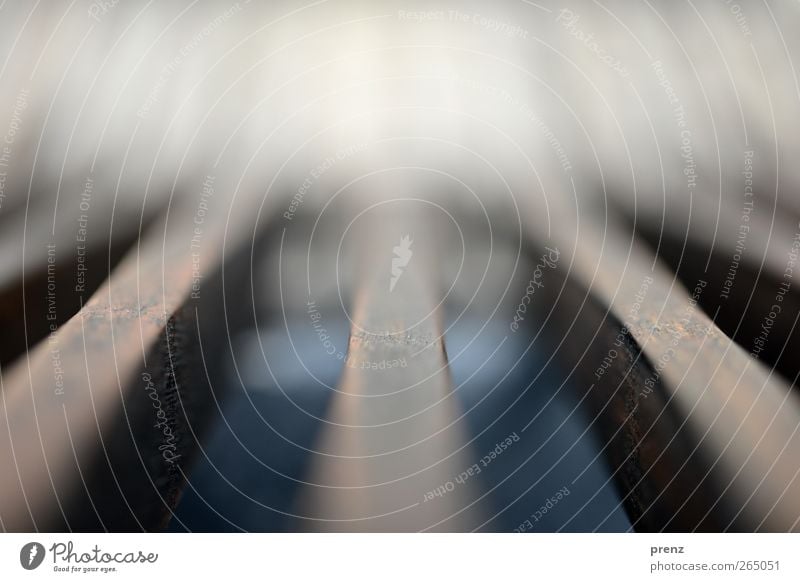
[0,180,158,365]
[0,183,261,531]
[296,206,484,531]
[620,194,800,384]
[533,206,800,531]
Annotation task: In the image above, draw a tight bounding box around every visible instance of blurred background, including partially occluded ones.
[1,0,799,532]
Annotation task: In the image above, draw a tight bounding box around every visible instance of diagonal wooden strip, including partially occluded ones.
[296,207,484,532]
[0,181,263,531]
[0,182,160,365]
[618,194,800,384]
[533,205,800,531]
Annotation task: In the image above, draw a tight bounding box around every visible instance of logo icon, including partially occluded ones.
[20,542,45,570]
[390,235,413,292]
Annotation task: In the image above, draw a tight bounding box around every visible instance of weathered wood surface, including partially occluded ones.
[296,207,485,531]
[618,194,800,385]
[532,205,800,531]
[0,187,263,531]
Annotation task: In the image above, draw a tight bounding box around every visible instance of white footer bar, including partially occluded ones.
[1,533,797,580]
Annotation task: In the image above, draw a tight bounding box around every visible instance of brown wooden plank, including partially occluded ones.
[295,206,485,531]
[0,182,158,365]
[532,206,800,531]
[618,192,800,384]
[0,180,261,531]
